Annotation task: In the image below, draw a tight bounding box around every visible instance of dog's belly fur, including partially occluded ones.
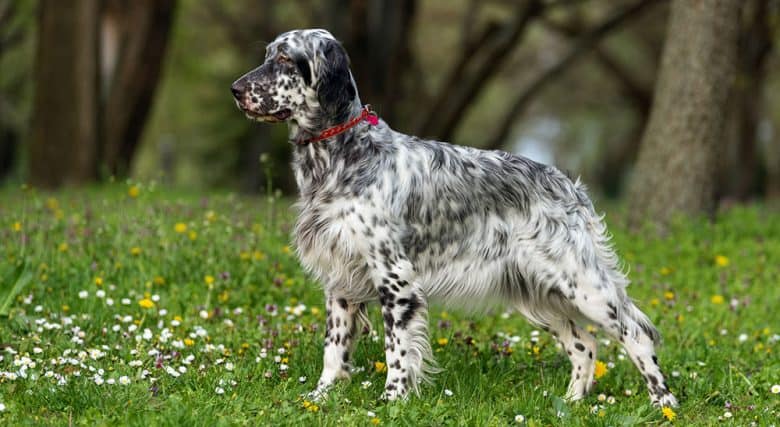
[295,181,606,322]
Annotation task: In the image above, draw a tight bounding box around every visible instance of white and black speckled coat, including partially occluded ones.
[231,28,678,408]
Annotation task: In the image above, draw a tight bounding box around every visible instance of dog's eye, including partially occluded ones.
[277,54,292,64]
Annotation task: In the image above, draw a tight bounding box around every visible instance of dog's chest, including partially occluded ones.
[294,198,382,295]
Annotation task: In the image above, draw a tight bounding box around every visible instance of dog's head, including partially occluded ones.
[231,29,359,131]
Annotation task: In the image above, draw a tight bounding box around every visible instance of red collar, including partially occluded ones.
[301,105,379,144]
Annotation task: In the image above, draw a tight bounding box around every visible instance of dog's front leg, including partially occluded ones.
[374,263,434,400]
[309,293,361,399]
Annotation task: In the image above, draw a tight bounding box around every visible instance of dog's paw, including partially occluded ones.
[381,386,408,402]
[304,387,329,402]
[652,392,679,408]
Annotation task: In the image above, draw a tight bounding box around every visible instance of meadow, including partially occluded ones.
[0,184,778,426]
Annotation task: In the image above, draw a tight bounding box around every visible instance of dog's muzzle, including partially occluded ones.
[230,80,291,122]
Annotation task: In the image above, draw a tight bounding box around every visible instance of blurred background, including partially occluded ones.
[1,0,779,226]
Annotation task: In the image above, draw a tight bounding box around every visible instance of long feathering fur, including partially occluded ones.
[231,28,677,408]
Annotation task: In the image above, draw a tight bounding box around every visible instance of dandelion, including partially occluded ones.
[12,221,21,232]
[94,277,103,286]
[437,337,449,346]
[128,185,140,198]
[663,291,675,301]
[771,384,780,394]
[594,360,608,379]
[130,247,142,256]
[188,231,198,241]
[58,242,69,252]
[174,223,187,233]
[138,298,155,309]
[710,294,725,305]
[184,338,194,346]
[204,275,215,286]
[514,414,525,423]
[660,267,672,276]
[154,276,166,285]
[662,406,676,421]
[370,418,380,425]
[715,255,729,267]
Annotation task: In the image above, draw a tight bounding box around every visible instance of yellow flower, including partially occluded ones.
[310,307,320,316]
[282,245,291,255]
[46,197,59,210]
[598,409,606,418]
[188,230,198,241]
[58,242,69,252]
[710,295,724,305]
[218,291,229,303]
[173,315,183,322]
[204,275,215,285]
[662,406,676,421]
[663,291,675,301]
[715,255,729,267]
[532,346,540,356]
[374,361,387,373]
[650,298,660,307]
[138,298,155,309]
[371,418,381,425]
[130,247,142,256]
[660,267,672,276]
[437,337,448,346]
[174,223,187,233]
[184,338,195,346]
[205,210,216,222]
[252,250,266,261]
[594,360,608,379]
[154,276,165,285]
[128,185,140,198]
[12,221,22,232]
[239,251,250,261]
[62,304,69,312]
[94,277,103,286]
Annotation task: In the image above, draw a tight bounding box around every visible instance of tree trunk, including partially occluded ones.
[101,0,177,177]
[29,0,100,188]
[627,0,742,230]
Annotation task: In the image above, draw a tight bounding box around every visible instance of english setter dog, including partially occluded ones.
[231,29,678,408]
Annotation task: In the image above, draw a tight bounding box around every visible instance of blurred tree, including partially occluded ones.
[628,0,742,229]
[100,0,176,176]
[719,0,776,201]
[29,0,101,187]
[28,0,176,188]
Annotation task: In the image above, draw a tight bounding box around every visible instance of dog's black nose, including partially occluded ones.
[231,82,245,99]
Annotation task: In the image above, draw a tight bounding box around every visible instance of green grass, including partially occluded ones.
[0,183,778,426]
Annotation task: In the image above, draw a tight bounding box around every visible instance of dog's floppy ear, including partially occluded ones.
[317,39,356,122]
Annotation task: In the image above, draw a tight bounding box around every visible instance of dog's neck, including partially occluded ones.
[289,100,373,196]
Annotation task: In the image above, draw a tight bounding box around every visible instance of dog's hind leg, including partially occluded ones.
[570,278,678,407]
[309,293,364,399]
[549,318,598,401]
